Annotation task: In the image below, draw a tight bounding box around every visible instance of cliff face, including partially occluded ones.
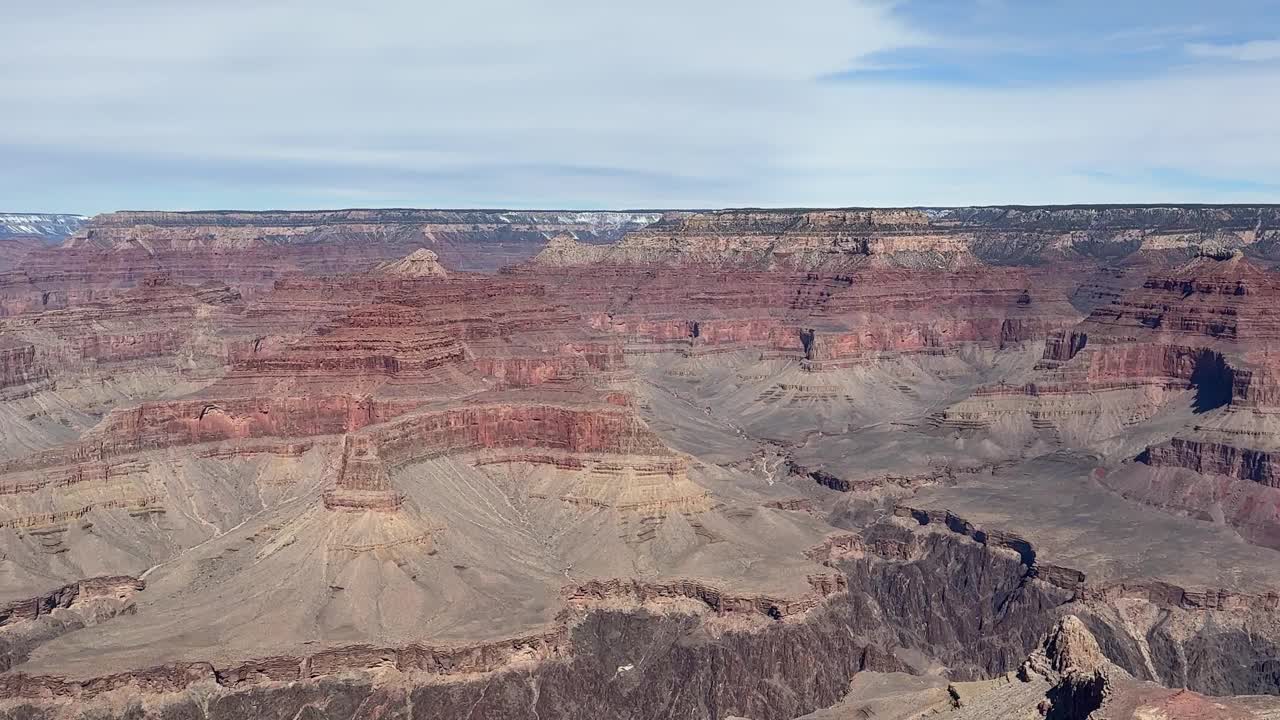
[533,205,1280,270]
[513,263,1084,371]
[0,340,46,394]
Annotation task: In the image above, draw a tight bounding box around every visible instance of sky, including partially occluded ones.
[4,0,1280,214]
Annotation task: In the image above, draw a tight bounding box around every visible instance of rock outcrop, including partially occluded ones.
[373,248,449,279]
[530,232,609,266]
[0,340,47,396]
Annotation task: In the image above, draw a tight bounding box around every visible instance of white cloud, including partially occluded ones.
[2,1,1278,211]
[1186,39,1280,62]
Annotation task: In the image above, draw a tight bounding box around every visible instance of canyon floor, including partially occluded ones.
[3,206,1280,719]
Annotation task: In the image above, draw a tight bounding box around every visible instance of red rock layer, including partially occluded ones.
[1062,268,1271,361]
[33,394,661,472]
[0,277,244,396]
[947,255,1280,431]
[516,264,1082,362]
[218,274,622,397]
[353,403,674,467]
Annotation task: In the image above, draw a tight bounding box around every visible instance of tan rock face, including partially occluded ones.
[531,232,609,266]
[374,248,449,279]
[1040,615,1107,675]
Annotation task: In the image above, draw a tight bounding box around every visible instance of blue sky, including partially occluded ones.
[4,0,1280,213]
[843,0,1280,86]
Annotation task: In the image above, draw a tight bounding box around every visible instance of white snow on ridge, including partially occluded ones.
[1,211,660,241]
[496,211,661,229]
[552,212,663,227]
[0,213,88,239]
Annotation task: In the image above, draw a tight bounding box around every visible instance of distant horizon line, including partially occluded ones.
[8,202,1280,218]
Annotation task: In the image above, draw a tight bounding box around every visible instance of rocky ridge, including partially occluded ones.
[533,205,1280,270]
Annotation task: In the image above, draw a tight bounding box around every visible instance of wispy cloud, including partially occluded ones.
[2,1,1279,213]
[1186,39,1280,62]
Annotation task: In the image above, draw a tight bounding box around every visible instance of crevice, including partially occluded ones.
[799,328,816,360]
[1190,349,1233,413]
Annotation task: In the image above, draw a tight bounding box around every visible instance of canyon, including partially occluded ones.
[2,205,1280,719]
